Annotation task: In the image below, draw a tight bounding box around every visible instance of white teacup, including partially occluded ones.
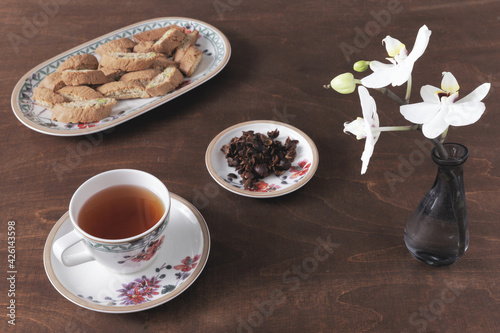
[52,169,171,274]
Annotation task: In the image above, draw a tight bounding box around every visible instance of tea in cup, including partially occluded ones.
[52,169,170,274]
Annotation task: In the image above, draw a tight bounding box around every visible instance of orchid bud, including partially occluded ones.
[353,61,370,72]
[330,73,356,94]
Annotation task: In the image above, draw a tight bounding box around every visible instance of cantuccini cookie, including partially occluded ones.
[97,81,150,99]
[152,28,186,56]
[99,66,125,81]
[57,54,99,71]
[151,54,177,70]
[33,87,65,109]
[60,69,110,86]
[133,41,155,53]
[39,72,66,91]
[99,52,157,72]
[119,69,162,87]
[173,30,199,64]
[51,98,116,123]
[132,25,184,43]
[179,45,203,77]
[95,38,137,56]
[146,66,184,97]
[56,85,104,102]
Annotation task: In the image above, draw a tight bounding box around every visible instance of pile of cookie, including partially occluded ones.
[33,25,202,123]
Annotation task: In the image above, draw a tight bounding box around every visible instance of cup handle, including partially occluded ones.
[52,230,95,266]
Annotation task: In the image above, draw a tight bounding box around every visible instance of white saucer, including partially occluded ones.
[205,120,319,198]
[43,193,210,313]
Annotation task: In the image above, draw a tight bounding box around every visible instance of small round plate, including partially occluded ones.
[43,193,210,313]
[205,120,319,198]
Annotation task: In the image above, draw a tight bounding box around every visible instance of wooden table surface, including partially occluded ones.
[1,0,499,332]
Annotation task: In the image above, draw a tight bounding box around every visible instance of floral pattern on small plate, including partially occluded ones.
[43,193,210,313]
[12,17,231,136]
[205,120,319,198]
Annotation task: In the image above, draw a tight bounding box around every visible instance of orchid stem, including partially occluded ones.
[373,87,408,105]
[431,127,449,159]
[377,125,418,133]
[414,125,449,159]
[405,75,412,103]
[432,139,448,159]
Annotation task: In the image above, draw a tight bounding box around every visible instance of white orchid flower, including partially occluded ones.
[361,25,432,88]
[400,72,491,139]
[344,86,380,174]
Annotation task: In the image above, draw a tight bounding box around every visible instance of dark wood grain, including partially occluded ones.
[1,0,499,332]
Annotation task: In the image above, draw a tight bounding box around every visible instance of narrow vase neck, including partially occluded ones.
[431,143,469,168]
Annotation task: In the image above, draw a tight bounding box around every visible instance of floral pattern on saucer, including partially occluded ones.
[77,254,201,306]
[117,275,162,305]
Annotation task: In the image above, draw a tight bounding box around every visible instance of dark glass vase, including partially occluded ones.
[404,143,469,267]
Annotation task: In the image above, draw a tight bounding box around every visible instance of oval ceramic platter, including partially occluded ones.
[205,120,319,198]
[43,193,210,313]
[11,17,231,136]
